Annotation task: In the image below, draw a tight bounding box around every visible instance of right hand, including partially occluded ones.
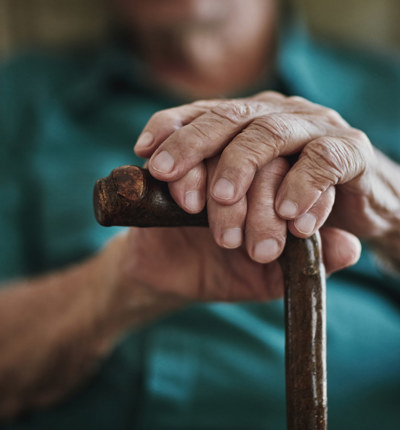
[135,93,376,265]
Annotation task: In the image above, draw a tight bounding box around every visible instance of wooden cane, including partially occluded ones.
[93,165,327,430]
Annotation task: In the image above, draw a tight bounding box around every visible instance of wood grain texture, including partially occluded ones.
[280,233,327,430]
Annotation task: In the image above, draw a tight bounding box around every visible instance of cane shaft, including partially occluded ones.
[279,233,327,429]
[94,165,327,430]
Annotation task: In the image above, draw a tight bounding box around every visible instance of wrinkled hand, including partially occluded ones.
[135,91,374,263]
[113,226,360,304]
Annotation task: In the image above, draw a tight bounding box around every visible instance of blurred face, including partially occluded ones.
[112,0,279,97]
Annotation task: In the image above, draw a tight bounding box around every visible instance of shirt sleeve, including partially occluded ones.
[0,53,57,282]
[0,56,30,282]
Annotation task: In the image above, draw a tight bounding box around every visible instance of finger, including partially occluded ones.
[168,163,207,214]
[134,103,214,158]
[245,158,289,263]
[207,197,247,249]
[320,227,361,275]
[147,98,274,180]
[209,111,349,206]
[275,130,373,220]
[206,157,246,249]
[288,186,335,238]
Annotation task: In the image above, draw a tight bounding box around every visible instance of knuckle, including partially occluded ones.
[270,157,290,176]
[256,158,289,185]
[184,164,206,188]
[301,131,371,186]
[287,95,313,107]
[219,203,247,227]
[251,115,288,151]
[149,109,169,122]
[345,128,374,170]
[187,122,212,141]
[148,110,163,125]
[211,100,257,124]
[150,109,181,128]
[246,223,286,243]
[223,154,258,188]
[323,108,348,127]
[297,165,333,193]
[227,137,272,172]
[288,95,307,103]
[349,128,365,139]
[301,138,345,186]
[347,128,370,146]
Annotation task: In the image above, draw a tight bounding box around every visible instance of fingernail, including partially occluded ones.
[253,239,280,263]
[136,131,154,148]
[152,151,175,173]
[222,228,242,248]
[278,200,298,218]
[185,191,201,212]
[213,178,235,200]
[295,213,317,235]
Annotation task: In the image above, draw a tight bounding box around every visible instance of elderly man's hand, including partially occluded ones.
[134,91,383,264]
[110,226,359,306]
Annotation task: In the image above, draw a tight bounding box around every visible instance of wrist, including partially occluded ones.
[93,232,187,334]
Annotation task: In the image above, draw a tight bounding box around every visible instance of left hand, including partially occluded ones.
[109,226,360,305]
[134,91,376,262]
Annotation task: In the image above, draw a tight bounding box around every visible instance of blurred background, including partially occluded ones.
[1,0,400,57]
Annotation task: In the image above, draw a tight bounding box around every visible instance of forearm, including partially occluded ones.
[0,234,182,420]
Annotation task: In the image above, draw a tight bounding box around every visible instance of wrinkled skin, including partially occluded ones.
[115,226,360,304]
[3,0,398,420]
[133,92,378,266]
[109,0,372,301]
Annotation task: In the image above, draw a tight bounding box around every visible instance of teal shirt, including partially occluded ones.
[1,25,400,430]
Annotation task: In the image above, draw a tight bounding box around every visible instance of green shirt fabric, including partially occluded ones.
[1,23,400,430]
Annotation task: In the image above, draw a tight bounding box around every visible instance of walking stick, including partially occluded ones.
[93,165,327,430]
